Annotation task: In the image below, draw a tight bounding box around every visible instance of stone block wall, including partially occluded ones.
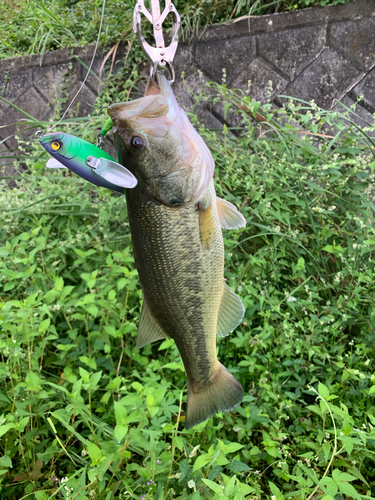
[171,0,375,121]
[0,0,374,176]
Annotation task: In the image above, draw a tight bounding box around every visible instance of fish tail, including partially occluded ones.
[185,363,243,429]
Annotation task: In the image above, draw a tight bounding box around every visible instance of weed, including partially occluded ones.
[0,0,355,60]
[0,79,374,498]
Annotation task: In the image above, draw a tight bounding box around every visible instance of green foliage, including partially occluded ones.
[1,80,375,499]
[0,0,355,60]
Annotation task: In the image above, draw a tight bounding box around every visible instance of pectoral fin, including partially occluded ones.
[217,282,245,337]
[216,197,246,229]
[46,158,68,169]
[93,158,138,189]
[137,301,168,348]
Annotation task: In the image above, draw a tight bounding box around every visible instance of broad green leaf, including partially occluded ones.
[201,479,223,495]
[193,453,211,472]
[332,469,356,482]
[226,460,251,472]
[79,367,90,384]
[57,344,77,352]
[224,442,244,453]
[174,436,184,452]
[38,318,50,333]
[35,491,48,500]
[114,424,128,443]
[79,356,97,370]
[54,277,64,291]
[114,401,127,426]
[320,477,338,496]
[162,362,184,371]
[225,475,236,496]
[0,456,12,468]
[87,304,99,317]
[269,481,284,499]
[0,424,16,437]
[26,372,43,391]
[336,480,362,500]
[318,382,330,400]
[87,442,101,465]
[89,371,102,391]
[18,417,30,432]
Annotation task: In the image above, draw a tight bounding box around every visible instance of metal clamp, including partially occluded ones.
[133,0,180,84]
[35,129,44,139]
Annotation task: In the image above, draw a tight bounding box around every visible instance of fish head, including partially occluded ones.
[108,74,214,206]
[39,132,82,160]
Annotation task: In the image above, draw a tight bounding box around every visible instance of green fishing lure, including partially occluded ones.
[39,130,137,194]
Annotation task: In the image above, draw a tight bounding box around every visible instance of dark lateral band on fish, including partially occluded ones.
[108,73,247,429]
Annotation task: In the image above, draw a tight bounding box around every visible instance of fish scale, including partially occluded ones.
[108,74,246,428]
[126,182,227,413]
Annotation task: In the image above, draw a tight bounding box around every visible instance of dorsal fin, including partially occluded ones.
[217,282,245,337]
[216,197,246,230]
[137,301,168,348]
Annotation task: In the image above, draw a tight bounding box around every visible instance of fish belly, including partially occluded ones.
[126,183,224,389]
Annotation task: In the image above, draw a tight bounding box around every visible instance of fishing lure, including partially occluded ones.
[39,132,137,193]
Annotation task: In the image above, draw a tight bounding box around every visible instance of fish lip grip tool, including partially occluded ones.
[133,0,180,84]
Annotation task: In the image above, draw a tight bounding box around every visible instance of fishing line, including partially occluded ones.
[46,0,107,133]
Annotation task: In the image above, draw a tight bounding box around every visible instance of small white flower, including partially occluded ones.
[287,296,297,302]
[188,480,195,489]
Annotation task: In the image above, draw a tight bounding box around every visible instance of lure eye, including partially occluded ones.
[130,136,144,150]
[51,141,61,151]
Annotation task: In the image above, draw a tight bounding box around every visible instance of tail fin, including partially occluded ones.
[185,363,243,429]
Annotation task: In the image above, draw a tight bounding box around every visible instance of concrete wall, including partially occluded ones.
[0,0,374,176]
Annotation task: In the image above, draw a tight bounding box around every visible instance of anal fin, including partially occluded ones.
[137,301,168,348]
[217,282,245,337]
[216,197,246,229]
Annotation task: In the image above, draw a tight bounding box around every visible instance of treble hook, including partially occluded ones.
[133,0,180,84]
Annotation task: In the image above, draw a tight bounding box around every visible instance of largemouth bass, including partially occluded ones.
[108,75,246,429]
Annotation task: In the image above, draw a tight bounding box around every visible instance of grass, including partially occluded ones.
[0,0,355,61]
[0,75,375,498]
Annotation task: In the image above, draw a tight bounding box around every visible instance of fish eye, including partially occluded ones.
[130,136,144,150]
[51,141,61,151]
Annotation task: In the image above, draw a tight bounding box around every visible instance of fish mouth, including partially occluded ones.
[107,94,169,122]
[107,74,175,123]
